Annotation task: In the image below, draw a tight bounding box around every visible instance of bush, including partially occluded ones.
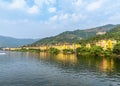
[29,49,41,52]
[113,43,120,54]
[49,47,60,54]
[89,46,103,56]
[103,49,112,57]
[63,49,74,54]
[76,47,89,55]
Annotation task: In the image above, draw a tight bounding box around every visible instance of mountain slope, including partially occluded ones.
[0,36,37,47]
[31,24,117,46]
[81,25,120,44]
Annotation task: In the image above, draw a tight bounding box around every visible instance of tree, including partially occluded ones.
[90,46,103,56]
[113,42,120,54]
[49,47,60,54]
[76,46,89,55]
[63,49,74,54]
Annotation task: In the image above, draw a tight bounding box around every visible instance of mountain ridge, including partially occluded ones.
[82,25,120,44]
[30,24,117,46]
[0,35,38,47]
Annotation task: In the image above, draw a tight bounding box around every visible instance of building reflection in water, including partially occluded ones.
[39,52,50,60]
[55,53,77,64]
[39,52,77,65]
[24,52,116,73]
[100,58,114,72]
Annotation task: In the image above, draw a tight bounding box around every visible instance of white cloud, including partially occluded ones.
[34,0,44,7]
[0,0,56,15]
[48,7,56,13]
[34,0,56,7]
[59,14,69,20]
[49,12,85,23]
[86,0,106,11]
[0,19,29,25]
[73,0,83,7]
[0,0,120,38]
[45,0,56,5]
[71,13,85,22]
[49,15,58,21]
[108,14,120,23]
[0,0,40,14]
[0,1,9,8]
[9,0,26,10]
[27,5,39,14]
[49,13,69,22]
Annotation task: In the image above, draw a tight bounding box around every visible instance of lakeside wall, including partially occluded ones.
[2,44,81,52]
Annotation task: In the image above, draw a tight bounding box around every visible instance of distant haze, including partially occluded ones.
[0,0,120,38]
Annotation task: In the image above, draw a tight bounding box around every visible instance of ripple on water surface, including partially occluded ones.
[0,51,120,86]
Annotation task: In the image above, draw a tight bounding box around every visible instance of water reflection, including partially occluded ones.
[1,51,120,86]
[100,58,114,72]
[24,52,120,74]
[55,53,77,64]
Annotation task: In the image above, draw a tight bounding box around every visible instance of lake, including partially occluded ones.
[0,51,120,86]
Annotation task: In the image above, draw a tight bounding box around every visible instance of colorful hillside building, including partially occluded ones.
[86,44,91,49]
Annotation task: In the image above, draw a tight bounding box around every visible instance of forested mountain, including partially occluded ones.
[31,24,117,46]
[81,25,120,44]
[0,35,37,47]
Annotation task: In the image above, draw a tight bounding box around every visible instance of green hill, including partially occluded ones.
[81,25,120,44]
[0,35,37,47]
[31,24,117,46]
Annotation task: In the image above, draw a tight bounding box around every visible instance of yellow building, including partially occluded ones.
[86,44,91,49]
[96,39,117,50]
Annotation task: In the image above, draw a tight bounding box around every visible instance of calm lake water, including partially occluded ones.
[0,51,120,86]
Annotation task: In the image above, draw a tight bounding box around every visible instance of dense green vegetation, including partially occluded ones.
[76,46,104,56]
[76,47,89,54]
[80,25,120,44]
[49,47,60,54]
[89,46,103,56]
[76,25,120,56]
[76,46,114,57]
[63,49,74,54]
[113,42,120,54]
[30,24,116,46]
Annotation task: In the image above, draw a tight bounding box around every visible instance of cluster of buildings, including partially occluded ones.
[84,39,117,51]
[28,44,81,51]
[2,44,81,51]
[96,31,106,35]
[95,39,117,50]
[2,39,117,52]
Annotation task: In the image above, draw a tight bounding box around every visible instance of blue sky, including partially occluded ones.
[0,0,120,39]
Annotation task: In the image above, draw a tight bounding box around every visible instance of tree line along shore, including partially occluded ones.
[2,39,120,57]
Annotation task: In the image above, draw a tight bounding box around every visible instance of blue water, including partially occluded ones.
[0,51,120,86]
